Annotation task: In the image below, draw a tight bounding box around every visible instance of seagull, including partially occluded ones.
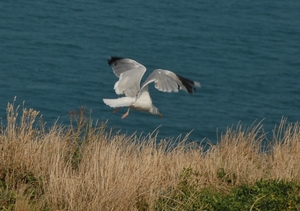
[103,57,200,119]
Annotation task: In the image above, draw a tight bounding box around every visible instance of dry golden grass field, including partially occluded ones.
[1,100,300,210]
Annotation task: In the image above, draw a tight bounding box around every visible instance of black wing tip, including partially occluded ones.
[176,74,199,94]
[108,56,124,66]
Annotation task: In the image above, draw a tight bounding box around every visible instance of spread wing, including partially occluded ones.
[140,69,200,94]
[108,57,147,97]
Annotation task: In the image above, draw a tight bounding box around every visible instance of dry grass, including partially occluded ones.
[1,100,300,210]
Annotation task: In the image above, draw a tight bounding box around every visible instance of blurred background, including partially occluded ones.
[1,0,300,144]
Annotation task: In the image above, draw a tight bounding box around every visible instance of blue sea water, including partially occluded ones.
[1,0,300,144]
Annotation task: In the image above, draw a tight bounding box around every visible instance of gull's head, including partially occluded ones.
[151,106,163,118]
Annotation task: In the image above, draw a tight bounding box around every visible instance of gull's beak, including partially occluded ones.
[158,113,163,118]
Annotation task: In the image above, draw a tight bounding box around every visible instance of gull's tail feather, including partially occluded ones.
[103,97,135,108]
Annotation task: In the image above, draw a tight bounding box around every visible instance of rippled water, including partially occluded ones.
[1,0,300,143]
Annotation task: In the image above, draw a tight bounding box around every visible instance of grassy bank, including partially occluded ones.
[1,101,300,210]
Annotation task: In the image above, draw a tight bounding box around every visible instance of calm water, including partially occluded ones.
[1,1,300,143]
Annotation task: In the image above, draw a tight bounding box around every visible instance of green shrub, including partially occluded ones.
[155,168,300,211]
[208,180,300,211]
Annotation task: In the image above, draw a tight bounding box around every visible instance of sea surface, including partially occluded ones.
[1,0,300,144]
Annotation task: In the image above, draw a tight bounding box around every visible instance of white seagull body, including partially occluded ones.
[103,57,200,119]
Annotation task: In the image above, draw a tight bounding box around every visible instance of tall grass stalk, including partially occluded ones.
[0,101,300,210]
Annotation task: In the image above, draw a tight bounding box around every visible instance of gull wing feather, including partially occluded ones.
[140,69,200,94]
[108,57,147,97]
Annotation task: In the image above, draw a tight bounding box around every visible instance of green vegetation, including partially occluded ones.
[156,168,300,210]
[1,99,300,210]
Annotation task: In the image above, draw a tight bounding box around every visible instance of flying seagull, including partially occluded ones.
[103,57,200,119]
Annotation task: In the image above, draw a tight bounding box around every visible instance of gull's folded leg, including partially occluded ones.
[121,107,130,119]
[113,107,120,113]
